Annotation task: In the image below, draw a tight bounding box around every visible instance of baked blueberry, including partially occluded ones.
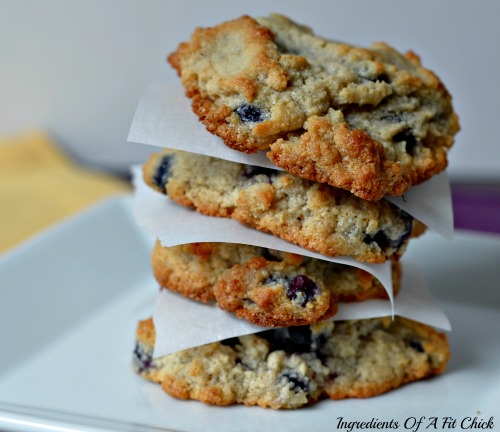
[133,343,152,373]
[242,164,276,180]
[261,248,281,262]
[408,339,425,353]
[360,72,391,83]
[220,337,240,348]
[376,73,391,83]
[263,274,319,307]
[153,154,174,189]
[364,209,413,251]
[280,371,309,393]
[235,104,267,123]
[286,275,319,307]
[393,129,418,155]
[261,326,321,353]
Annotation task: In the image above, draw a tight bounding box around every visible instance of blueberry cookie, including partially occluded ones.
[168,14,459,201]
[152,241,401,327]
[143,149,425,263]
[133,316,450,409]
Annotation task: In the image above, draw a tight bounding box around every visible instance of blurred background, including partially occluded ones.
[1,0,500,251]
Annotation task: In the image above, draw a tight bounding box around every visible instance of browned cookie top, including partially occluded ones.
[169,14,459,200]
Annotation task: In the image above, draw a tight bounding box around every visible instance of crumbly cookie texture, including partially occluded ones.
[143,149,425,263]
[168,14,459,201]
[152,241,401,327]
[133,316,450,409]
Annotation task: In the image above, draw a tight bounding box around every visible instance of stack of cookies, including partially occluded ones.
[131,14,459,409]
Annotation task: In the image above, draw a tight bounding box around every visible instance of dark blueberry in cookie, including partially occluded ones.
[261,326,314,353]
[220,337,240,348]
[328,372,339,381]
[376,73,391,83]
[261,325,329,353]
[286,275,319,307]
[264,274,319,307]
[393,129,418,155]
[280,371,309,393]
[362,72,391,83]
[261,248,282,262]
[133,343,152,373]
[153,154,174,190]
[408,339,425,353]
[363,230,396,252]
[235,104,267,123]
[242,164,277,180]
[363,208,413,252]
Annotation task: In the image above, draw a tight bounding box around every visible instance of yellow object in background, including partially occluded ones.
[0,131,131,253]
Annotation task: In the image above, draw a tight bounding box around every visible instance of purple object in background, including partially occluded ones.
[451,183,500,234]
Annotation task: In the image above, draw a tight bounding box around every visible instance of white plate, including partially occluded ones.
[1,196,499,432]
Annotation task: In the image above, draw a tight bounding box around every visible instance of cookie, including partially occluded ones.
[168,14,459,201]
[143,149,425,263]
[152,241,401,327]
[133,316,450,409]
